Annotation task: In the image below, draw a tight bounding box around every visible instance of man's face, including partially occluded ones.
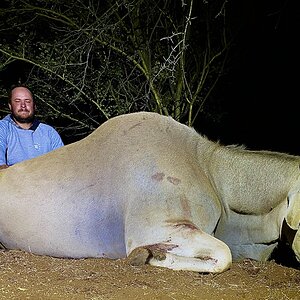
[9,87,36,124]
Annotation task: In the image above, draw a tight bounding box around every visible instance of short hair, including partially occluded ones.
[8,84,34,104]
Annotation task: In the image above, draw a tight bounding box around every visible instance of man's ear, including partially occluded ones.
[8,103,11,110]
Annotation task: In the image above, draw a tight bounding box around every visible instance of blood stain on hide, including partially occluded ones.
[198,256,218,264]
[151,172,165,181]
[180,195,192,219]
[173,222,198,230]
[167,176,181,185]
[166,219,198,230]
[147,243,179,252]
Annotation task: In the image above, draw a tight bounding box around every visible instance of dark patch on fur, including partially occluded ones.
[151,172,165,181]
[167,176,181,185]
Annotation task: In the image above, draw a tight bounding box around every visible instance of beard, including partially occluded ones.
[12,111,35,124]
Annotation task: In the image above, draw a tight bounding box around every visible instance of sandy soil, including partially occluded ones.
[0,249,299,300]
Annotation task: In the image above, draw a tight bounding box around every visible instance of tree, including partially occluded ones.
[0,0,230,143]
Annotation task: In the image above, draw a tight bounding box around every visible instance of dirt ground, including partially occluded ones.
[0,250,299,300]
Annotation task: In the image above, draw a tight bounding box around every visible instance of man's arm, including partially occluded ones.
[0,122,8,167]
[50,127,64,149]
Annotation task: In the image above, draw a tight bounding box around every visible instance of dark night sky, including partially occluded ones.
[198,0,300,155]
[1,1,299,153]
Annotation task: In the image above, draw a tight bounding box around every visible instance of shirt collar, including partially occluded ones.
[8,114,40,131]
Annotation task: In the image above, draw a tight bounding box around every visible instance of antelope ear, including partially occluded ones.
[286,192,300,230]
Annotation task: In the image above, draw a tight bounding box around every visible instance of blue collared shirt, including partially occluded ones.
[0,114,64,166]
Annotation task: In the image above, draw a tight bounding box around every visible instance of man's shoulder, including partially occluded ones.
[0,114,11,122]
[0,115,11,129]
[36,122,64,146]
[36,122,61,137]
[37,122,57,131]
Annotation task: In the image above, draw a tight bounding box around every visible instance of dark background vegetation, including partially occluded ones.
[0,0,299,155]
[207,0,299,155]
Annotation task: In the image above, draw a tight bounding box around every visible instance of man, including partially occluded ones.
[0,84,64,169]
